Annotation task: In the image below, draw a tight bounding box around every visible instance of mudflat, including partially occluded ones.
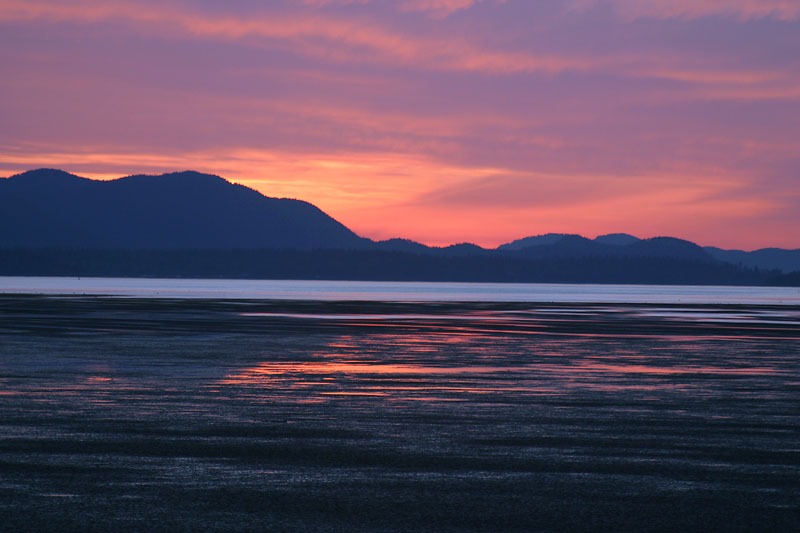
[1,295,798,531]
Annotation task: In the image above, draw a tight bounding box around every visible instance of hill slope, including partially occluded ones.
[0,169,367,250]
[705,246,800,273]
[0,168,795,285]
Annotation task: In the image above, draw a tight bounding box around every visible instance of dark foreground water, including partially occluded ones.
[0,295,798,531]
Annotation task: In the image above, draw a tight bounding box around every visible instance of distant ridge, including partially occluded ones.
[1,168,798,284]
[594,233,640,246]
[497,233,576,251]
[494,234,712,262]
[493,232,797,273]
[373,238,432,254]
[705,246,800,274]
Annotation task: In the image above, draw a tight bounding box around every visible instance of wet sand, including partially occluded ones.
[0,296,798,531]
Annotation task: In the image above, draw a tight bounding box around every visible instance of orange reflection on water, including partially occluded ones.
[215,327,535,403]
[213,325,792,404]
[219,361,528,385]
[581,362,780,376]
[320,391,389,396]
[85,376,114,383]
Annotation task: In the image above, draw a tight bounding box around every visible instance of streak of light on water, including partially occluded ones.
[2,276,800,304]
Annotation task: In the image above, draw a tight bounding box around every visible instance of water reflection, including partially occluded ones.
[2,296,799,531]
[4,277,800,305]
[236,304,800,341]
[220,361,531,379]
[217,325,797,405]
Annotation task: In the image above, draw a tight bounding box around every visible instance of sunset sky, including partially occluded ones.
[1,0,799,249]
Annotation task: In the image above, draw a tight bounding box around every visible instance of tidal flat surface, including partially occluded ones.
[0,295,798,531]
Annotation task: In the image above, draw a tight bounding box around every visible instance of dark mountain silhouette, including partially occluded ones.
[497,232,792,273]
[373,238,432,254]
[0,169,368,250]
[371,239,488,257]
[625,237,713,261]
[505,235,608,258]
[437,243,488,257]
[594,233,640,245]
[0,247,773,285]
[501,232,642,250]
[705,246,800,273]
[766,270,800,286]
[497,233,575,251]
[497,235,713,263]
[1,168,796,285]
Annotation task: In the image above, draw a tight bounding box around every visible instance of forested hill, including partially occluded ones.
[1,168,798,285]
[0,169,368,250]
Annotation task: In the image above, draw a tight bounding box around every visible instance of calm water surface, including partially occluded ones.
[0,284,798,531]
[2,276,799,304]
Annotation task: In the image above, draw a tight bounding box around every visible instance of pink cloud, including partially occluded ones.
[399,0,481,18]
[302,0,493,18]
[584,0,800,21]
[2,1,791,85]
[0,0,588,74]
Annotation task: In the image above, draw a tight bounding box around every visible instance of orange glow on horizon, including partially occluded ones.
[1,143,791,250]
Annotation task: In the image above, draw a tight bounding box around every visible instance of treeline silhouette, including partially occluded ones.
[2,169,799,285]
[0,248,786,285]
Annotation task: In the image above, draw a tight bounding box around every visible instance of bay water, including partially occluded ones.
[0,278,797,530]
